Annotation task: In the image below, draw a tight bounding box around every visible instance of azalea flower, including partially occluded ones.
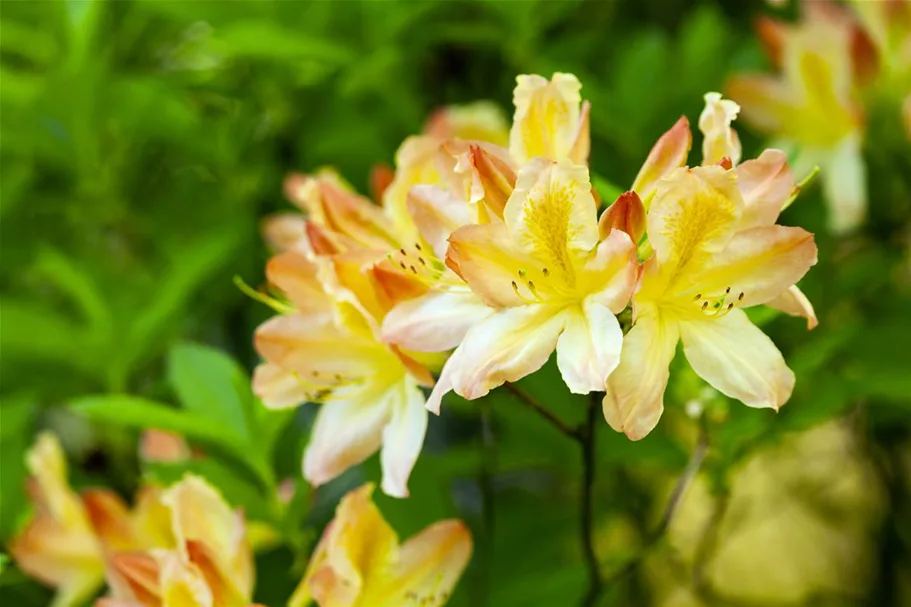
[9,433,108,607]
[97,475,258,607]
[290,483,471,607]
[726,1,868,233]
[425,158,638,412]
[252,249,433,498]
[603,164,818,439]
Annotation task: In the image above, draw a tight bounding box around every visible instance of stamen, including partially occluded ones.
[542,268,550,277]
[418,257,426,265]
[694,294,702,301]
[399,248,406,255]
[702,301,709,311]
[399,262,407,270]
[518,269,527,278]
[725,286,731,294]
[738,292,744,301]
[527,280,537,293]
[414,243,422,251]
[409,265,417,274]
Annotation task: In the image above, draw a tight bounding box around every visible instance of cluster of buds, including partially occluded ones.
[253,72,818,496]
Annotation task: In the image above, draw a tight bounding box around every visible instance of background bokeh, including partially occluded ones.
[1,1,909,606]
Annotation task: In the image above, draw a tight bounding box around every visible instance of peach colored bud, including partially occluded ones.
[599,191,646,243]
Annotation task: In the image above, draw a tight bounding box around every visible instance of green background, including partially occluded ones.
[1,1,909,606]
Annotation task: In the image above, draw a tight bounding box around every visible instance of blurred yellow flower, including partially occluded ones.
[290,483,471,607]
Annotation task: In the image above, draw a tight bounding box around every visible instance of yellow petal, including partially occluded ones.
[158,551,214,607]
[384,136,448,244]
[821,133,866,234]
[699,92,742,166]
[725,75,791,135]
[426,304,565,412]
[679,309,794,410]
[735,149,795,229]
[381,289,493,353]
[380,380,429,498]
[603,309,679,440]
[373,520,472,607]
[556,300,623,394]
[509,73,583,163]
[163,476,253,600]
[579,228,639,313]
[446,222,533,308]
[679,225,817,310]
[81,489,135,551]
[647,165,743,275]
[765,285,818,330]
[631,116,692,206]
[423,101,510,146]
[503,158,599,292]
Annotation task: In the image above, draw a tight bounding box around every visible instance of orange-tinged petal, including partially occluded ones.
[158,551,213,607]
[735,149,796,229]
[139,430,191,464]
[603,309,679,440]
[368,259,429,311]
[756,16,786,68]
[679,225,817,309]
[407,185,473,259]
[380,381,429,498]
[509,73,583,163]
[373,520,472,607]
[466,144,517,219]
[186,541,249,607]
[556,300,623,394]
[699,92,742,166]
[680,309,795,410]
[370,164,395,204]
[598,191,646,244]
[504,159,599,286]
[81,490,135,551]
[261,212,308,253]
[265,250,333,315]
[251,363,312,410]
[446,222,532,308]
[631,116,692,206]
[765,284,819,330]
[426,305,565,412]
[579,229,639,313]
[163,476,253,600]
[105,550,162,605]
[647,166,743,274]
[381,289,493,353]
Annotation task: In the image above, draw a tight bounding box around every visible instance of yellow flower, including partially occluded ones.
[425,158,638,412]
[509,73,590,165]
[604,165,818,439]
[9,433,106,607]
[726,3,867,233]
[253,249,433,498]
[98,475,259,607]
[290,484,471,607]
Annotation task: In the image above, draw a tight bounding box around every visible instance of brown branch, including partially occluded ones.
[580,391,603,607]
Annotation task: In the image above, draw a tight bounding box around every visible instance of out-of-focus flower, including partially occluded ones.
[604,164,817,439]
[139,430,191,463]
[425,158,638,412]
[424,101,510,146]
[509,73,590,165]
[9,433,107,607]
[98,475,258,607]
[289,483,471,607]
[727,1,872,233]
[253,249,433,498]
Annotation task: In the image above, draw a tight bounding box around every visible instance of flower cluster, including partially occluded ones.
[9,433,258,607]
[253,73,818,494]
[728,0,911,233]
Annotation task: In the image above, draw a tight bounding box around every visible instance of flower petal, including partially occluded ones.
[504,158,599,280]
[252,363,312,410]
[682,225,817,309]
[725,75,791,134]
[580,228,639,313]
[680,309,795,409]
[380,381,429,498]
[736,149,796,229]
[423,100,510,146]
[598,191,646,243]
[381,289,493,352]
[699,92,742,166]
[509,73,582,163]
[822,133,866,234]
[631,116,692,205]
[158,550,214,607]
[556,300,623,394]
[407,185,473,259]
[374,520,472,607]
[603,310,679,440]
[446,222,532,308]
[266,250,333,314]
[765,284,818,330]
[647,165,743,272]
[426,305,565,412]
[303,385,395,487]
[261,212,308,253]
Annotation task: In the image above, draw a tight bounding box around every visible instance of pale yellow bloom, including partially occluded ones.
[426,158,638,412]
[604,166,817,439]
[509,73,590,165]
[290,484,471,607]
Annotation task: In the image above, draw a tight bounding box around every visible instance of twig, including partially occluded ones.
[504,382,581,440]
[602,419,710,589]
[474,399,497,607]
[580,392,603,607]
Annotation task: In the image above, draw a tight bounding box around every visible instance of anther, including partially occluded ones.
[727,303,734,310]
[694,293,702,301]
[399,262,407,270]
[418,257,426,265]
[725,286,731,294]
[527,280,537,293]
[511,280,518,290]
[518,269,527,278]
[409,265,417,274]
[399,248,406,255]
[414,243,422,251]
[738,292,744,301]
[334,373,342,381]
[542,268,550,277]
[702,301,709,310]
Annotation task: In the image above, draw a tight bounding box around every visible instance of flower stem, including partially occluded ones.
[504,382,581,440]
[580,391,602,607]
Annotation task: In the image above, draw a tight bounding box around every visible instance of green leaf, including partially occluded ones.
[0,394,37,540]
[167,342,254,442]
[212,21,355,64]
[34,247,112,336]
[70,394,246,450]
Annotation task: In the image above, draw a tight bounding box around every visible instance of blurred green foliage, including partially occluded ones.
[1,1,910,606]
